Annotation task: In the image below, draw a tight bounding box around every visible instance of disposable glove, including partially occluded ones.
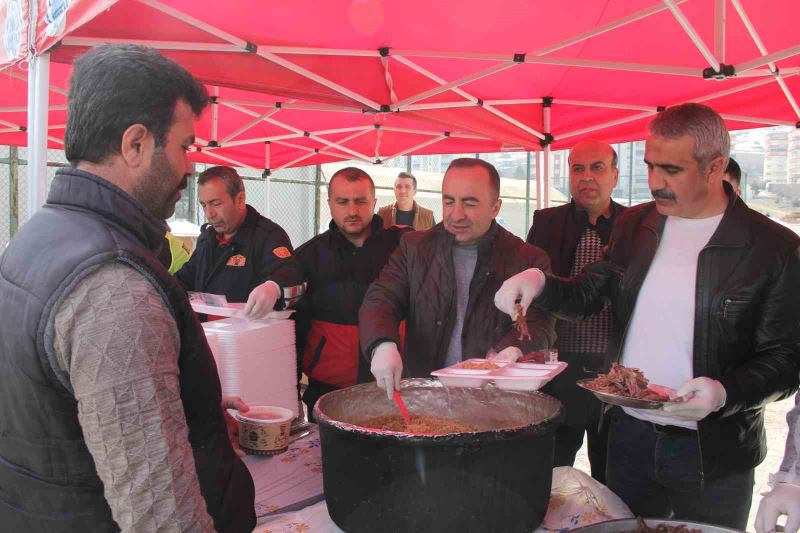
[494,268,546,319]
[661,377,726,421]
[371,342,403,399]
[755,482,800,533]
[488,346,524,362]
[244,280,281,320]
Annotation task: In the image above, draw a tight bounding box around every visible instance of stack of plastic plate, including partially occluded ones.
[202,317,298,417]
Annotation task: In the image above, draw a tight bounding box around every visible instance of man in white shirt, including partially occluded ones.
[494,103,800,528]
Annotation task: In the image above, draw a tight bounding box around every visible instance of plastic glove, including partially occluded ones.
[488,346,524,362]
[371,342,403,399]
[755,482,800,533]
[244,280,281,320]
[661,377,726,421]
[221,395,250,458]
[494,268,546,319]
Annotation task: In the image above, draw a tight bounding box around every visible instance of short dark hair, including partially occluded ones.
[328,167,375,195]
[445,158,500,199]
[724,157,741,186]
[198,166,245,198]
[65,44,208,165]
[397,171,417,189]
[610,147,619,169]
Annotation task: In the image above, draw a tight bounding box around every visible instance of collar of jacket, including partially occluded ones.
[392,201,418,215]
[47,167,169,254]
[434,219,502,254]
[327,214,386,247]
[204,204,259,248]
[641,180,748,248]
[569,198,623,229]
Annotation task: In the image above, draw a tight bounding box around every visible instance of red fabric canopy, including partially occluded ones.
[1,0,799,169]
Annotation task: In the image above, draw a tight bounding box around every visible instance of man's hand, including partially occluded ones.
[488,346,523,363]
[755,482,800,533]
[371,342,403,399]
[244,281,281,320]
[222,395,249,458]
[662,377,726,421]
[494,268,546,319]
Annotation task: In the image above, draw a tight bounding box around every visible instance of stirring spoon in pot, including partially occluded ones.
[393,390,412,428]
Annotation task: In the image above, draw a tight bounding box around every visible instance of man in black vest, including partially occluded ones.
[0,45,254,532]
[176,165,305,319]
[526,139,625,483]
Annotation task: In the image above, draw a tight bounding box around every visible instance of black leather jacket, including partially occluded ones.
[535,184,800,479]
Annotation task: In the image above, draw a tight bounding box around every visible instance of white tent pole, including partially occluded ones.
[559,111,656,141]
[264,143,271,218]
[275,151,317,171]
[399,102,479,111]
[384,135,449,161]
[135,0,381,110]
[381,126,491,140]
[312,126,375,136]
[535,152,542,211]
[484,105,546,140]
[0,117,24,129]
[738,43,800,74]
[193,137,257,169]
[557,99,656,111]
[719,114,797,127]
[211,87,219,142]
[714,0,726,64]
[663,0,720,71]
[221,100,374,163]
[543,104,551,208]
[0,104,66,113]
[63,36,239,52]
[729,0,800,119]
[26,53,51,221]
[394,62,515,107]
[484,99,544,106]
[220,134,301,149]
[393,56,545,139]
[220,107,285,144]
[533,0,690,56]
[5,68,67,95]
[694,74,796,103]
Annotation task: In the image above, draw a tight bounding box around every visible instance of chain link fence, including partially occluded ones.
[1,147,579,250]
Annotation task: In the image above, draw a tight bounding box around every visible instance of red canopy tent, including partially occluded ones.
[2,0,799,215]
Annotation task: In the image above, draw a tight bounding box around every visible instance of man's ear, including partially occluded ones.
[120,124,152,168]
[706,155,726,180]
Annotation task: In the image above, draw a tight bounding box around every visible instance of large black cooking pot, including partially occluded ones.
[313,378,563,533]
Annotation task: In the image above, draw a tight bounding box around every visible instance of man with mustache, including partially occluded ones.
[495,103,799,528]
[294,167,409,418]
[360,158,556,398]
[175,165,305,320]
[526,139,626,482]
[0,45,255,531]
[377,171,436,230]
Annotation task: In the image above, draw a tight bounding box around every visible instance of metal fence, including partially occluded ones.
[0,146,655,251]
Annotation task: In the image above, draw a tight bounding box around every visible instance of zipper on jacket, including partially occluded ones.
[722,298,749,319]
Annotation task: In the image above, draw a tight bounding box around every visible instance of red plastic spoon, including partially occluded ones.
[393,390,412,426]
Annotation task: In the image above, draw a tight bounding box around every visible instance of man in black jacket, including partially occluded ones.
[527,139,626,482]
[295,168,408,418]
[496,103,800,528]
[361,158,556,398]
[175,166,305,319]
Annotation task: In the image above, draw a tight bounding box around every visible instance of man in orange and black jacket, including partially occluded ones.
[295,167,409,419]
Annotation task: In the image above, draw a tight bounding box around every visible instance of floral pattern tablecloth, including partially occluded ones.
[244,426,324,522]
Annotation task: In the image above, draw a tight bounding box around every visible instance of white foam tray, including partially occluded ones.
[431,358,567,391]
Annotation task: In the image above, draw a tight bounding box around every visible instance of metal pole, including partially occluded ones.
[406,155,412,173]
[628,142,634,206]
[9,146,19,237]
[26,53,51,220]
[535,151,542,210]
[543,103,552,208]
[314,164,322,235]
[525,151,531,236]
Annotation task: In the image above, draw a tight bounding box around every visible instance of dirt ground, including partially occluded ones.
[573,395,795,532]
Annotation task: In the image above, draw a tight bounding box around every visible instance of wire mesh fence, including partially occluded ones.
[0,147,597,251]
